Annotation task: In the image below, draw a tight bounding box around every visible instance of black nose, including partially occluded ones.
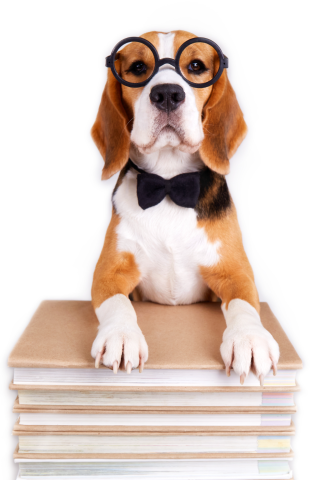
[150,84,185,112]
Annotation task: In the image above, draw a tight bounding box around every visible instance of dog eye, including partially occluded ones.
[187,60,207,75]
[127,61,147,76]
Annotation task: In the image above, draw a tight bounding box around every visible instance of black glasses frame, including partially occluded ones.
[105,36,228,89]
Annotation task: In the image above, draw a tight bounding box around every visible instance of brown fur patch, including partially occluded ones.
[91,69,131,180]
[121,32,160,122]
[198,203,260,312]
[199,70,247,175]
[91,211,141,309]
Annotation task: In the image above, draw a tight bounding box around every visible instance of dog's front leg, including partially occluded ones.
[200,209,279,385]
[91,212,148,373]
[202,268,279,385]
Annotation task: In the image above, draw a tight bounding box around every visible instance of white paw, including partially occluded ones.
[220,299,280,384]
[91,294,148,373]
[91,322,148,372]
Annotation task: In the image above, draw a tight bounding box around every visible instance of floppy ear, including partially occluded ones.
[199,70,247,175]
[91,69,130,180]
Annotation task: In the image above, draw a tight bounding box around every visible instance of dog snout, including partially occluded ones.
[150,84,185,113]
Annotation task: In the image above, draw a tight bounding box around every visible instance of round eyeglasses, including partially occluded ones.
[105,36,228,89]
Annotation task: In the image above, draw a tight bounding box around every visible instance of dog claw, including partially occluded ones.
[139,360,144,374]
[259,374,264,387]
[113,360,118,374]
[95,352,101,369]
[240,373,246,385]
[126,361,132,374]
[226,365,231,377]
[272,364,277,376]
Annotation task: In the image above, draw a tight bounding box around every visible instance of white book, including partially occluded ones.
[13,368,297,388]
[18,412,292,427]
[16,459,293,479]
[17,390,295,408]
[17,434,291,454]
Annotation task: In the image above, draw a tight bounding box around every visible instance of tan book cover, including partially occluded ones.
[8,300,301,369]
[13,397,297,414]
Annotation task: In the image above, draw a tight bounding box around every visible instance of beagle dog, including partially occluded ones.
[90,30,279,384]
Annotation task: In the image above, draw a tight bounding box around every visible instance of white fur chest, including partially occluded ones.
[113,170,221,305]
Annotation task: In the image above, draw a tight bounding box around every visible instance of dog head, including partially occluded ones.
[92,30,247,179]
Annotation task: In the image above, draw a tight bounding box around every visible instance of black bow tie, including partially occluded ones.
[128,159,202,210]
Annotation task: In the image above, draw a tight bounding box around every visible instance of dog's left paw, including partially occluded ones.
[220,300,280,385]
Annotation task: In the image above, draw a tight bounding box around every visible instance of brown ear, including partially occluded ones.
[199,70,247,175]
[91,69,130,180]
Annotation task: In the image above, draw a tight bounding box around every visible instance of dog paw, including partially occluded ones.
[91,322,148,373]
[220,299,280,385]
[91,294,148,373]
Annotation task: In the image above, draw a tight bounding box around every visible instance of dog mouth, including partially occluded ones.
[156,124,182,143]
[134,121,201,155]
[159,124,177,135]
[156,117,183,137]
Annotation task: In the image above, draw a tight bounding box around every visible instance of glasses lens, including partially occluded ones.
[114,41,156,85]
[179,41,220,85]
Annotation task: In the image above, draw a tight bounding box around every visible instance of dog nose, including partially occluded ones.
[150,84,185,112]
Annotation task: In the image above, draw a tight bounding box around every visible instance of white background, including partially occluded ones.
[0,0,309,477]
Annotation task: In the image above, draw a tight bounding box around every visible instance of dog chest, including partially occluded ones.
[113,173,220,304]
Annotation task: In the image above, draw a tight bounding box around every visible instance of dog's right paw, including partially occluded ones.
[91,322,148,373]
[91,294,148,373]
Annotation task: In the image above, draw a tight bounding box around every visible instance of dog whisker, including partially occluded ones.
[117,117,134,143]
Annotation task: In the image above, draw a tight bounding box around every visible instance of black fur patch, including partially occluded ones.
[194,166,231,220]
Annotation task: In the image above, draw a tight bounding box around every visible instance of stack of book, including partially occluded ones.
[9,300,301,479]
